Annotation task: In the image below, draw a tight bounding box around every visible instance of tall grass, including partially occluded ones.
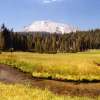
[0,50,100,81]
[0,82,98,100]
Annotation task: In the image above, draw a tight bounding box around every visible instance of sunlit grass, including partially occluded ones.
[0,50,100,81]
[0,82,98,100]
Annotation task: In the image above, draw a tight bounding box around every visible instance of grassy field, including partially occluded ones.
[0,82,98,100]
[0,50,100,81]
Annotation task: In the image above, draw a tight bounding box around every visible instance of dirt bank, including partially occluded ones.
[0,64,100,97]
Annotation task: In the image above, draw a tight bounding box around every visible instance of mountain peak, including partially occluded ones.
[23,20,78,34]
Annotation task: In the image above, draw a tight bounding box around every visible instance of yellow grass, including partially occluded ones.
[0,82,98,100]
[0,50,100,81]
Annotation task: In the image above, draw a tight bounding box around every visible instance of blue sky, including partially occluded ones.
[0,0,100,31]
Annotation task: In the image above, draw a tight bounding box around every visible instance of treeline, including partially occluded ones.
[0,24,100,53]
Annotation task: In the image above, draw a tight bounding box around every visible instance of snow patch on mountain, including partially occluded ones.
[23,20,78,34]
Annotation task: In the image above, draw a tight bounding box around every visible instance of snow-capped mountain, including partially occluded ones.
[23,20,78,34]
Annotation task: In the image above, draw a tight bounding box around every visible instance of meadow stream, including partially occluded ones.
[0,64,100,97]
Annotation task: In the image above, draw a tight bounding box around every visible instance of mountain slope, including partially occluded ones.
[23,20,78,34]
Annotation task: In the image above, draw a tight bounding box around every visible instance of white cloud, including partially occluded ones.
[42,0,63,4]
